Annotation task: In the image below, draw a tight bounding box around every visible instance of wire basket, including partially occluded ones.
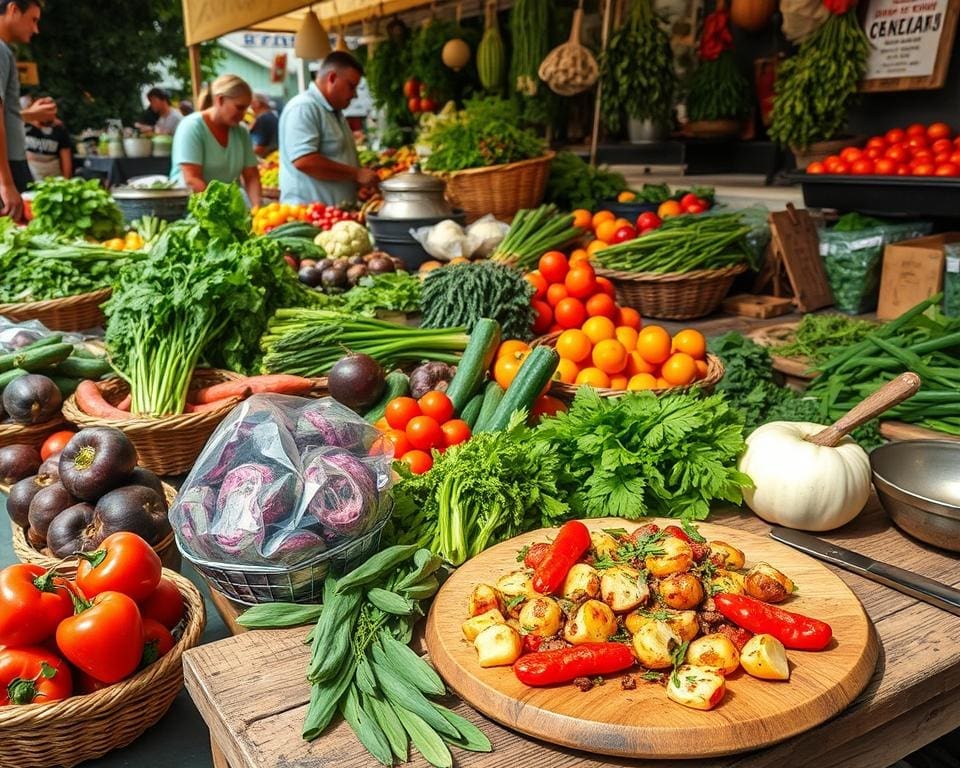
[0,416,66,449]
[0,288,111,332]
[0,568,205,768]
[593,263,748,320]
[180,498,394,605]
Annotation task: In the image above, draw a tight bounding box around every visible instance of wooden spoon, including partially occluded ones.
[805,372,921,447]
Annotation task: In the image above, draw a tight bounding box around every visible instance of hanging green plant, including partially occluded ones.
[366,36,414,128]
[685,8,751,122]
[600,0,676,134]
[410,18,480,104]
[508,0,558,126]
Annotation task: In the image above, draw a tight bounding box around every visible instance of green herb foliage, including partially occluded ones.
[531,388,751,521]
[365,37,414,129]
[340,272,422,315]
[509,0,555,125]
[545,152,626,212]
[420,260,535,340]
[772,314,877,366]
[411,19,480,104]
[27,177,123,241]
[685,51,751,122]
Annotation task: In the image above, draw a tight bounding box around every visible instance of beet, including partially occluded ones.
[27,481,79,541]
[38,454,61,480]
[58,427,137,501]
[92,485,171,545]
[327,354,386,413]
[3,375,62,425]
[7,473,56,528]
[46,502,96,557]
[0,444,42,485]
[125,467,167,505]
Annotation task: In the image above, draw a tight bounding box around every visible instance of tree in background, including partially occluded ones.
[25,0,222,129]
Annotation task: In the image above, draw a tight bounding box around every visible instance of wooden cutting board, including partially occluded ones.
[424,518,878,760]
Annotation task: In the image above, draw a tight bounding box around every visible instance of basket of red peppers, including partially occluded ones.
[0,532,206,768]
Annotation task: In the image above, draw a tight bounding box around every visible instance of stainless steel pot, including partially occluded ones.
[377,164,453,219]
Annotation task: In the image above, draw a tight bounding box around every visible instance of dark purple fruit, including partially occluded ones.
[298,266,324,288]
[93,485,171,545]
[39,453,60,480]
[0,444,42,485]
[126,467,166,505]
[3,374,62,425]
[46,502,96,557]
[7,473,56,528]
[327,353,386,412]
[58,427,137,501]
[27,481,79,541]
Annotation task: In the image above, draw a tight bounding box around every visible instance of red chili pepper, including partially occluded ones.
[514,642,635,686]
[532,521,592,595]
[523,542,551,570]
[713,593,832,651]
[522,634,543,654]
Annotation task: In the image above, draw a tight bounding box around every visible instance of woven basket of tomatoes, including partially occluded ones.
[0,534,205,768]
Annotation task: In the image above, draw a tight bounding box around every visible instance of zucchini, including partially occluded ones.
[484,347,559,432]
[0,368,27,393]
[267,222,319,239]
[460,392,484,429]
[472,381,505,433]
[0,342,74,374]
[49,375,80,398]
[18,334,64,351]
[55,355,113,379]
[364,371,410,423]
[445,318,501,415]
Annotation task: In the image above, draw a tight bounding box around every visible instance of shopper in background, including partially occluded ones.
[279,51,377,206]
[249,93,278,157]
[178,99,194,117]
[170,74,261,206]
[146,88,182,135]
[22,93,71,180]
[0,0,55,220]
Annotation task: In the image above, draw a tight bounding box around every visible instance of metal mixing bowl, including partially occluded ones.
[870,440,960,552]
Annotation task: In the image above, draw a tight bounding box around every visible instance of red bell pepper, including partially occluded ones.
[532,521,592,595]
[514,642,635,686]
[76,532,162,604]
[141,618,175,667]
[0,564,76,648]
[0,646,73,704]
[56,591,144,684]
[713,593,833,651]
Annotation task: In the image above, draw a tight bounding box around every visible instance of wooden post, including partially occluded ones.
[189,43,202,104]
[589,0,612,167]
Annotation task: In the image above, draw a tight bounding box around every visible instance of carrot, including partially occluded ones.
[184,393,248,413]
[191,374,314,404]
[75,380,132,420]
[116,394,132,412]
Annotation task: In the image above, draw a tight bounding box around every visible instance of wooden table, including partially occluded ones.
[183,497,960,768]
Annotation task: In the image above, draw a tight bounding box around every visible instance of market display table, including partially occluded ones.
[81,155,171,187]
[183,498,960,768]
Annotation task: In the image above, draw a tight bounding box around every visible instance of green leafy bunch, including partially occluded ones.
[531,388,751,521]
[545,151,627,211]
[365,37,414,129]
[410,19,480,104]
[600,0,676,133]
[685,51,752,122]
[27,177,123,241]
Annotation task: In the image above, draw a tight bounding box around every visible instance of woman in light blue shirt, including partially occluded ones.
[170,74,261,207]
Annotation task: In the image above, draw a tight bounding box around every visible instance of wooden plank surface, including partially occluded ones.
[183,497,960,768]
[879,421,960,443]
[424,518,877,760]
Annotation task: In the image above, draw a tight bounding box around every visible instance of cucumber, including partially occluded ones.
[472,381,504,433]
[0,368,27,393]
[267,222,319,239]
[55,355,113,379]
[0,343,75,374]
[484,347,559,432]
[49,375,80,398]
[364,371,410,423]
[445,318,501,415]
[18,334,63,351]
[460,392,484,429]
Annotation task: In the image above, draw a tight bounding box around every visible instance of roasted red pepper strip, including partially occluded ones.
[514,642,635,686]
[523,542,551,570]
[531,521,592,595]
[713,593,832,651]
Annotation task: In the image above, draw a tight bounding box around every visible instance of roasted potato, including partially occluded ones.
[590,530,620,559]
[563,599,618,644]
[686,633,740,676]
[624,608,698,642]
[744,563,795,604]
[740,633,790,680]
[657,572,705,610]
[518,596,563,637]
[666,664,726,710]
[474,624,523,668]
[462,608,506,641]
[645,536,694,577]
[600,565,650,612]
[467,583,502,617]
[496,570,535,617]
[706,569,745,596]
[631,620,682,669]
[709,541,745,570]
[562,563,601,601]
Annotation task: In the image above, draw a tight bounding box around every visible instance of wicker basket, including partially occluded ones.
[60,369,244,475]
[594,263,748,320]
[0,416,67,449]
[0,288,111,332]
[10,483,182,574]
[533,332,725,400]
[431,151,555,223]
[0,568,205,768]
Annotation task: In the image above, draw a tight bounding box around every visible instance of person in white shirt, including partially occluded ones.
[136,87,182,136]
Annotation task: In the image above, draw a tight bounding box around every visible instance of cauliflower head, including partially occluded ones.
[314,220,373,259]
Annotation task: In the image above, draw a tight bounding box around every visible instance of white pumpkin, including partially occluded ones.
[738,421,871,532]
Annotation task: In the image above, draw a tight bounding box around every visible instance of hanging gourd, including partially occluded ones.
[335,26,350,52]
[729,0,776,32]
[538,1,599,96]
[477,0,506,92]
[442,38,471,70]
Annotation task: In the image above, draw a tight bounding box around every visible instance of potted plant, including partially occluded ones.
[600,0,677,143]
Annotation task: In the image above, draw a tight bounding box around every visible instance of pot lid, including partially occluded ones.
[380,163,445,194]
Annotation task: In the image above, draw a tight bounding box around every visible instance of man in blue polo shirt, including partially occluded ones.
[279,51,378,206]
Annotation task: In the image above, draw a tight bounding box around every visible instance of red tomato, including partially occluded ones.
[611,225,637,244]
[529,394,567,423]
[595,276,616,298]
[823,154,842,171]
[851,158,875,175]
[141,618,175,666]
[907,123,928,137]
[885,128,906,144]
[531,299,553,334]
[56,591,143,684]
[76,532,162,604]
[866,136,887,150]
[874,158,897,175]
[935,152,953,165]
[679,193,701,209]
[907,135,929,151]
[913,163,936,176]
[0,646,73,704]
[636,211,661,230]
[685,202,708,214]
[950,151,960,165]
[865,147,883,160]
[402,79,419,98]
[585,292,617,319]
[40,430,76,461]
[407,97,421,114]
[538,251,569,284]
[806,161,825,174]
[564,264,597,299]
[400,449,432,475]
[912,148,934,163]
[840,147,862,163]
[896,165,912,176]
[526,271,548,300]
[553,297,587,329]
[545,282,569,307]
[832,161,851,175]
[0,564,76,648]
[928,122,952,141]
[385,397,420,430]
[932,138,954,155]
[139,577,185,630]
[935,162,960,177]
[420,98,437,113]
[418,391,454,423]
[441,419,471,448]
[405,415,443,450]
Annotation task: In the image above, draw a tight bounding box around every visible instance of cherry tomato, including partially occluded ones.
[564,264,597,299]
[865,136,887,150]
[538,251,569,284]
[865,147,883,160]
[935,162,960,177]
[385,397,420,430]
[679,193,700,209]
[913,163,936,176]
[441,419,471,448]
[531,300,553,334]
[850,158,875,175]
[885,127,906,144]
[407,97,421,114]
[526,271,548,300]
[76,532,162,603]
[907,135,929,151]
[636,211,661,230]
[141,618,175,666]
[405,415,443,450]
[611,225,637,244]
[806,161,825,174]
[906,123,928,137]
[840,147,862,164]
[418,391,454,423]
[932,138,954,155]
[685,202,708,214]
[927,122,952,141]
[139,577,185,630]
[896,165,912,176]
[40,430,76,461]
[832,161,851,175]
[874,158,897,175]
[401,449,433,475]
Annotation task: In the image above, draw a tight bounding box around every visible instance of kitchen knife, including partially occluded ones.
[769,526,960,617]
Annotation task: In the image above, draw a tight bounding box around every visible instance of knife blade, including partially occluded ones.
[769,526,960,617]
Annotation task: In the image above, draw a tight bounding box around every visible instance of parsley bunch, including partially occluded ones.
[531,388,751,521]
[28,176,123,241]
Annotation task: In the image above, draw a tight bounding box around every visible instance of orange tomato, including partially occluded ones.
[381,428,411,457]
[569,248,590,265]
[565,264,598,299]
[636,325,672,364]
[575,367,611,388]
[591,210,615,230]
[609,375,628,390]
[526,271,548,300]
[497,339,531,359]
[613,217,632,230]
[546,283,569,307]
[581,315,616,344]
[627,373,658,391]
[671,328,706,360]
[441,419,471,448]
[618,306,642,329]
[401,449,433,475]
[585,292,617,319]
[532,300,553,334]
[615,326,639,352]
[592,339,628,374]
[555,329,592,363]
[572,209,593,230]
[554,297,587,329]
[586,239,608,257]
[555,358,579,384]
[655,377,671,389]
[617,190,637,202]
[595,220,620,245]
[657,200,683,219]
[694,359,709,380]
[373,417,390,431]
[595,276,616,298]
[660,352,697,386]
[625,350,656,376]
[494,354,523,389]
[538,251,569,284]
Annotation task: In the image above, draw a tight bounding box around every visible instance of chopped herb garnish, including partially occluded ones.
[516,545,530,563]
[602,528,629,538]
[506,594,526,609]
[641,670,664,682]
[669,640,690,687]
[681,520,706,543]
